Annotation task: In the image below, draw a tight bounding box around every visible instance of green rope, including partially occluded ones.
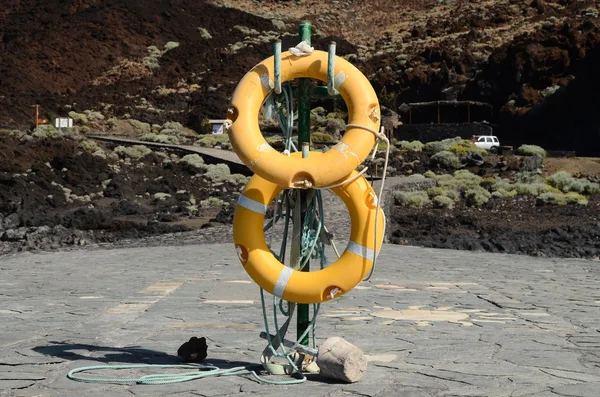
[255,83,329,380]
[67,363,304,385]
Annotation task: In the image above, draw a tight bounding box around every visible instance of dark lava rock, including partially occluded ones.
[177,337,208,363]
[3,213,21,229]
[520,154,544,172]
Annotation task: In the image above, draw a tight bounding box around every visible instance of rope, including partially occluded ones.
[67,363,304,386]
[311,122,390,279]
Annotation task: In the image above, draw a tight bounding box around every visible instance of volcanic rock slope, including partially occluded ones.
[1,0,600,152]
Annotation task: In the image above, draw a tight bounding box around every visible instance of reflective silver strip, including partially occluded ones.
[346,241,376,261]
[381,211,387,248]
[334,70,348,89]
[273,267,293,298]
[237,195,268,215]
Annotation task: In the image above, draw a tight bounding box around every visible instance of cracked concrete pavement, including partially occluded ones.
[1,243,599,396]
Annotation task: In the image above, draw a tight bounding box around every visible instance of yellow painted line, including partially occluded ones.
[203,300,254,304]
[225,280,252,284]
[168,323,255,329]
[139,281,185,296]
[354,286,372,290]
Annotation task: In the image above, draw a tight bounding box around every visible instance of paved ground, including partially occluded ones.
[1,243,599,397]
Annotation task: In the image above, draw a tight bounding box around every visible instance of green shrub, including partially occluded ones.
[432,195,455,209]
[195,134,231,148]
[80,139,101,153]
[517,144,546,158]
[68,111,88,125]
[377,141,393,152]
[227,174,250,185]
[200,197,224,208]
[447,140,486,158]
[491,188,517,198]
[565,192,589,205]
[160,129,186,138]
[198,27,212,39]
[84,110,105,122]
[424,137,465,155]
[128,119,151,132]
[514,171,544,184]
[311,132,335,143]
[443,189,461,202]
[398,140,424,152]
[199,118,213,134]
[204,164,231,181]
[393,191,430,208]
[514,183,541,196]
[424,140,445,154]
[585,182,600,195]
[537,192,567,205]
[114,145,152,160]
[164,41,180,51]
[454,169,482,184]
[154,192,172,201]
[491,178,514,192]
[140,133,180,144]
[179,154,207,171]
[107,117,118,129]
[423,170,436,179]
[162,121,185,131]
[547,171,599,194]
[465,186,491,207]
[427,186,445,198]
[32,125,63,139]
[539,184,562,194]
[430,151,462,169]
[435,170,481,192]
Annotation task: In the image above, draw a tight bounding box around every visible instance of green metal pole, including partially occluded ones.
[296,21,312,347]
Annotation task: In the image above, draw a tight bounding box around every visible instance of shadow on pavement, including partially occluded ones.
[32,341,256,368]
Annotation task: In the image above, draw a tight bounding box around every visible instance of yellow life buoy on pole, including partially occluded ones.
[233,153,385,304]
[226,50,380,189]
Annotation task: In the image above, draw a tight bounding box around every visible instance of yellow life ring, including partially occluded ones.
[233,153,385,304]
[226,50,381,189]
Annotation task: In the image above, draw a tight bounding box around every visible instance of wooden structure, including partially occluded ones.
[406,100,493,125]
